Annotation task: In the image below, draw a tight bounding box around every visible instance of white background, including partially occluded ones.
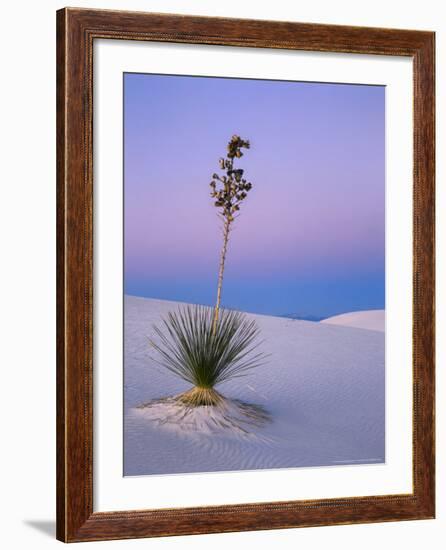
[0,0,444,549]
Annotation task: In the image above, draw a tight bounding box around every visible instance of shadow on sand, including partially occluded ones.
[136,392,271,439]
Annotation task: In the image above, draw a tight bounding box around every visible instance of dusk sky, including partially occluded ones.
[124,73,385,319]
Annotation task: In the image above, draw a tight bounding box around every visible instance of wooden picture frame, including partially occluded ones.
[56,7,435,542]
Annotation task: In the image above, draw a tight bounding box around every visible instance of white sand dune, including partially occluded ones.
[124,296,385,476]
[321,310,385,332]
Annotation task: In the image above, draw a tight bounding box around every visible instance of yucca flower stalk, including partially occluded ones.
[210,135,253,334]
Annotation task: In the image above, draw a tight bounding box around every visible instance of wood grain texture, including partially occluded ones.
[56,7,435,543]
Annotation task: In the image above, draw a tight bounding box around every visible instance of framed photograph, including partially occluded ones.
[56,8,435,542]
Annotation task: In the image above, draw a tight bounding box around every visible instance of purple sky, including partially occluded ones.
[124,73,385,318]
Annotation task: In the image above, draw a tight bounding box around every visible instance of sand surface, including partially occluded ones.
[124,296,385,476]
[321,310,385,332]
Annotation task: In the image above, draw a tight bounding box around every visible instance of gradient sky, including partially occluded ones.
[124,73,385,319]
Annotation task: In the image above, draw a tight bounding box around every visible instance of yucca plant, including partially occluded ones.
[150,306,265,406]
[150,135,264,407]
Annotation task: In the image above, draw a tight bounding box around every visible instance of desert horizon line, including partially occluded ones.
[124,292,385,322]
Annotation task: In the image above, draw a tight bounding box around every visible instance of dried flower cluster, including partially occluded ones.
[209,135,253,222]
